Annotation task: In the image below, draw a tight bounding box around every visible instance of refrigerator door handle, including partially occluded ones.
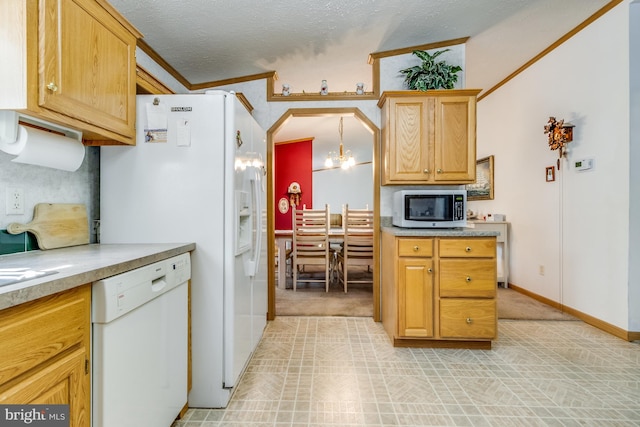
[245,168,262,277]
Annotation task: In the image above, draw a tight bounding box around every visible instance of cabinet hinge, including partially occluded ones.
[85,358,89,375]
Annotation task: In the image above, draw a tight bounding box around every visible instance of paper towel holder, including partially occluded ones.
[0,110,83,145]
[0,110,85,172]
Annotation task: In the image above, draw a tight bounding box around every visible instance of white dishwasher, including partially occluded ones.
[92,253,191,427]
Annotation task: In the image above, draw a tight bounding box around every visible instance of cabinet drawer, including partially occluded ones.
[439,259,496,298]
[439,238,495,258]
[440,299,496,339]
[0,285,90,385]
[398,238,433,257]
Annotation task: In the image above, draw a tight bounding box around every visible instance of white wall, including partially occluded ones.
[312,163,373,214]
[628,0,640,331]
[471,1,633,329]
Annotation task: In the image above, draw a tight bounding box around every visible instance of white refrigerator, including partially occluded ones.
[100,90,268,408]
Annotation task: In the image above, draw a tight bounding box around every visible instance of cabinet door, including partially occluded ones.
[386,97,433,182]
[433,95,476,182]
[40,0,136,138]
[0,348,88,427]
[398,258,434,337]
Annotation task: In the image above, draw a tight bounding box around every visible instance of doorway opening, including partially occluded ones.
[266,108,380,321]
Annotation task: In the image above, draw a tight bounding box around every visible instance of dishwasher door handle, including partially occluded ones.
[151,276,167,292]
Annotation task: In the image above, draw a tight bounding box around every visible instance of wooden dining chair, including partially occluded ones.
[337,205,374,293]
[291,204,331,292]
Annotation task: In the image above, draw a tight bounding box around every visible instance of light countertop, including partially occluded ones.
[381,225,499,237]
[0,243,195,310]
[379,217,499,237]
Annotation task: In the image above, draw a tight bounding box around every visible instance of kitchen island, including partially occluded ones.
[0,242,195,426]
[381,225,498,349]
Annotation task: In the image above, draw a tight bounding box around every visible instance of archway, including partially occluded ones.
[266,108,380,321]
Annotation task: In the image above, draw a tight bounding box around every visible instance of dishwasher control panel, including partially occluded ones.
[168,254,191,285]
[92,252,191,323]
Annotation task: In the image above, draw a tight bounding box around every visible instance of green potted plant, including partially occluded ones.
[399,49,462,90]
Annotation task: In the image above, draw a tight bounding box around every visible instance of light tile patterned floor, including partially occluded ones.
[173,317,640,426]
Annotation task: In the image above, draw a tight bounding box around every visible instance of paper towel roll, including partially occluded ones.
[0,125,85,171]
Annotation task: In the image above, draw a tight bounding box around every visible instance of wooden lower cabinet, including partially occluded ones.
[382,231,497,349]
[0,285,91,426]
[440,299,496,339]
[398,257,434,338]
[1,348,86,404]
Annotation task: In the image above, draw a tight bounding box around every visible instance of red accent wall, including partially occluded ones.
[275,140,313,230]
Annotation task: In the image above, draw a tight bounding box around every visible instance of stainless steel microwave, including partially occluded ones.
[392,190,467,228]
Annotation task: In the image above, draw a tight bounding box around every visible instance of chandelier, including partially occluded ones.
[325,117,355,169]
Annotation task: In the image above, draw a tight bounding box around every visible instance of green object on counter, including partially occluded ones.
[0,229,39,255]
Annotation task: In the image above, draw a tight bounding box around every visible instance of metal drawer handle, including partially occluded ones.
[465,246,472,252]
[423,169,430,174]
[47,82,58,92]
[437,169,442,174]
[413,245,419,251]
[466,276,471,282]
[466,317,473,324]
[427,267,433,273]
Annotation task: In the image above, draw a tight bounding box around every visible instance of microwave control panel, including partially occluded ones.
[454,196,465,220]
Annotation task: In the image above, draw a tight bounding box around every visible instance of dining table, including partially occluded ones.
[274,228,344,289]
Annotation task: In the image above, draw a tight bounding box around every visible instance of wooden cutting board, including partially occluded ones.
[7,203,89,250]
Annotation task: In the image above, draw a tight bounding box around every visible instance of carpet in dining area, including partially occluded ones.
[276,266,578,320]
[497,287,578,320]
[276,265,374,317]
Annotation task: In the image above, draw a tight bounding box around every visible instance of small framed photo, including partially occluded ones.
[546,166,555,182]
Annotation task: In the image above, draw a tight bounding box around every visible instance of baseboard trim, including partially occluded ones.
[507,284,562,310]
[392,338,491,350]
[507,283,639,342]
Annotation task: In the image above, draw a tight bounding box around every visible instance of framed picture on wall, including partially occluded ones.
[466,155,494,201]
[546,166,555,182]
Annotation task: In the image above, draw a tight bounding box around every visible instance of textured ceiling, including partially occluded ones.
[108,0,611,169]
[110,0,609,92]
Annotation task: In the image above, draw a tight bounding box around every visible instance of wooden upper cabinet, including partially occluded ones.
[383,96,433,183]
[434,95,477,182]
[378,90,480,185]
[1,0,142,145]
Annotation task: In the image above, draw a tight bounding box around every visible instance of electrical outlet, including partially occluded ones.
[538,265,545,276]
[6,187,24,215]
